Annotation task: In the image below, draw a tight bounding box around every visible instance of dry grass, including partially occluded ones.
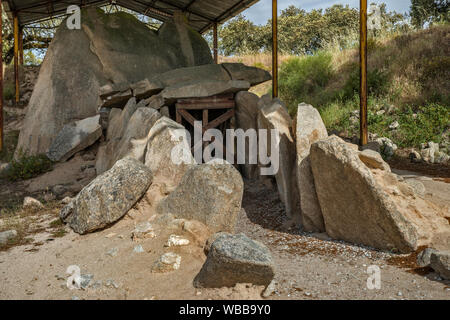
[0,200,66,252]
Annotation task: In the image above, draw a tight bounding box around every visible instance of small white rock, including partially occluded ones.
[165,235,190,247]
[23,197,44,209]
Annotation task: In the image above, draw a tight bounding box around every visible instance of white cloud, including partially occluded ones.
[242,0,411,25]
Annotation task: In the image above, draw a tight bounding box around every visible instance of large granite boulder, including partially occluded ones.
[156,161,244,233]
[47,115,102,162]
[194,233,275,288]
[295,103,328,232]
[96,106,162,174]
[257,96,299,224]
[16,7,213,157]
[60,158,153,234]
[144,117,194,189]
[310,136,450,253]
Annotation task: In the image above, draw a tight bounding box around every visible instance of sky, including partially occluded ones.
[243,0,412,25]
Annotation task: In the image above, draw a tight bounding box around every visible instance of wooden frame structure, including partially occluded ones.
[176,93,235,158]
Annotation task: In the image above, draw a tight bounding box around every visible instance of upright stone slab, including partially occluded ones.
[257,96,299,224]
[295,103,328,232]
[309,135,441,253]
[144,117,194,189]
[234,91,262,179]
[47,115,102,162]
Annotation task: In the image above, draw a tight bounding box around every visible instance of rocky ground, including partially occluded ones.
[0,171,449,300]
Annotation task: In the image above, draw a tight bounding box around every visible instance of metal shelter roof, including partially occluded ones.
[4,0,260,32]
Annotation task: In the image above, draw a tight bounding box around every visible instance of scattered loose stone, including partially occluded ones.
[165,235,190,247]
[133,245,145,253]
[194,233,275,288]
[417,248,438,267]
[106,248,119,257]
[0,230,18,245]
[132,222,156,241]
[389,121,400,130]
[105,279,120,289]
[61,197,73,205]
[23,197,44,209]
[152,252,182,273]
[80,274,94,290]
[430,251,450,280]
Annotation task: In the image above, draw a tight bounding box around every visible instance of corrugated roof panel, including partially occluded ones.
[4,0,260,33]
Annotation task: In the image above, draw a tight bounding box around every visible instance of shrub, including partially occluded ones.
[342,64,389,100]
[6,152,53,181]
[279,52,334,113]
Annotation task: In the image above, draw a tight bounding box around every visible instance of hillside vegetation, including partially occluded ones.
[222,24,450,151]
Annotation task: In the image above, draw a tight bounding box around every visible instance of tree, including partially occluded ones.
[410,0,449,28]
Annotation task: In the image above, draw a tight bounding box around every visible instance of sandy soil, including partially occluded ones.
[0,170,449,300]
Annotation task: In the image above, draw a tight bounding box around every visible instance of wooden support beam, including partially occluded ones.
[272,0,278,98]
[19,27,24,65]
[360,0,368,146]
[13,12,20,105]
[0,0,3,152]
[213,22,218,64]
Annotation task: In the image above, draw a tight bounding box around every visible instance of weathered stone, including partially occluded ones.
[101,89,133,108]
[161,80,250,101]
[23,197,44,209]
[358,149,391,172]
[257,96,299,224]
[417,248,438,267]
[221,63,272,86]
[193,233,275,288]
[47,115,102,162]
[234,91,262,179]
[144,117,194,188]
[157,162,244,233]
[310,136,450,253]
[0,230,17,245]
[101,107,161,174]
[160,106,170,118]
[143,94,164,110]
[295,103,328,232]
[376,137,397,160]
[430,251,450,280]
[152,252,181,273]
[152,64,230,88]
[310,136,416,251]
[15,8,213,157]
[132,222,156,241]
[404,179,426,197]
[130,78,163,99]
[61,158,153,234]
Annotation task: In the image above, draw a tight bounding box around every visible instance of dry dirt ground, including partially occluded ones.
[0,166,449,300]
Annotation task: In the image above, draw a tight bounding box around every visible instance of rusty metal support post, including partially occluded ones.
[213,22,218,64]
[272,0,278,98]
[13,12,20,105]
[360,0,368,146]
[0,0,3,152]
[19,26,24,65]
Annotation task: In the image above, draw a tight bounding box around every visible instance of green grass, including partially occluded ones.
[278,25,450,150]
